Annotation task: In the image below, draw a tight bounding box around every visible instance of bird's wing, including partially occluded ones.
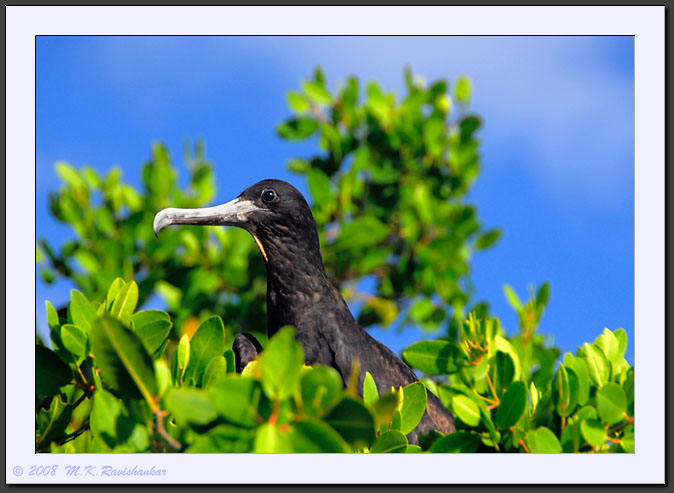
[296,302,455,441]
[232,332,263,373]
[296,302,417,390]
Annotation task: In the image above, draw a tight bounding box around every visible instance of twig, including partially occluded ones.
[607,419,633,436]
[473,390,498,405]
[485,373,500,404]
[154,409,181,451]
[58,422,90,446]
[71,392,89,411]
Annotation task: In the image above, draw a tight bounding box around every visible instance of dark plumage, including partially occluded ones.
[154,179,455,442]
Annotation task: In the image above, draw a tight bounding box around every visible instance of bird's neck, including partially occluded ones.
[250,225,335,337]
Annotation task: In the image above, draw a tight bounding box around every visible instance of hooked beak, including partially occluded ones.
[153,197,259,237]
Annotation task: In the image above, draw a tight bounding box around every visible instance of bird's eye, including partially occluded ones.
[261,189,278,204]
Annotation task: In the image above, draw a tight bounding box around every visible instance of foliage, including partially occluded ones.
[38,141,268,344]
[278,67,497,334]
[36,279,633,453]
[36,68,633,453]
[408,284,634,453]
[37,68,498,342]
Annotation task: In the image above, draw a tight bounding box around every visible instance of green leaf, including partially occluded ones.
[323,396,376,448]
[261,327,304,401]
[35,345,72,396]
[166,387,218,425]
[223,349,236,374]
[130,310,173,354]
[400,382,427,435]
[422,115,446,158]
[155,360,172,398]
[408,299,435,324]
[74,250,99,275]
[429,431,480,453]
[254,423,293,453]
[581,419,606,447]
[454,75,472,104]
[565,355,590,405]
[55,161,85,189]
[81,165,100,187]
[334,216,389,251]
[452,394,481,427]
[300,365,343,417]
[45,300,60,330]
[621,432,634,453]
[595,329,620,364]
[155,281,182,312]
[60,324,88,359]
[208,377,264,428]
[110,281,139,325]
[614,329,628,361]
[581,343,609,388]
[186,424,255,453]
[536,282,550,308]
[503,285,523,312]
[564,406,596,452]
[492,350,516,394]
[370,390,402,430]
[412,183,434,224]
[370,431,408,453]
[202,356,227,388]
[365,297,398,327]
[307,168,334,205]
[286,158,309,174]
[363,371,379,406]
[529,427,562,453]
[89,315,157,405]
[340,76,359,113]
[35,396,73,450]
[90,389,129,450]
[472,396,499,445]
[402,340,467,375]
[287,90,310,113]
[288,420,349,453]
[552,365,579,417]
[177,334,190,384]
[390,410,402,432]
[596,382,627,424]
[276,117,319,141]
[495,381,527,430]
[183,316,226,385]
[475,229,501,250]
[577,405,598,423]
[623,368,634,415]
[69,290,98,334]
[418,430,443,451]
[302,80,332,105]
[366,81,391,121]
[529,381,539,416]
[95,302,105,316]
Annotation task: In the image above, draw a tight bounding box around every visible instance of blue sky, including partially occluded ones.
[36,36,634,363]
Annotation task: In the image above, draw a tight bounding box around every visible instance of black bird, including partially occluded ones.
[153,179,455,442]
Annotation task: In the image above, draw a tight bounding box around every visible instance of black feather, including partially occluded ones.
[234,180,455,442]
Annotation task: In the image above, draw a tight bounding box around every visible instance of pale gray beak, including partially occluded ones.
[153,197,259,236]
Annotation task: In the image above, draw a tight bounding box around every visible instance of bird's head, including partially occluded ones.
[153,179,322,266]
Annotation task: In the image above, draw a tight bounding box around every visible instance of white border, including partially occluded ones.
[9,6,664,484]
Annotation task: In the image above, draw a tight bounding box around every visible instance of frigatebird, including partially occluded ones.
[154,179,455,443]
